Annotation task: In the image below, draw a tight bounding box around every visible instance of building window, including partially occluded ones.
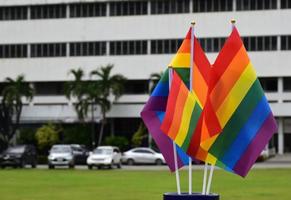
[283,77,291,91]
[31,4,66,19]
[151,0,190,14]
[70,42,106,56]
[151,39,183,54]
[0,44,27,58]
[243,36,277,51]
[259,77,278,92]
[110,1,147,16]
[70,3,106,18]
[110,41,147,55]
[31,43,66,57]
[281,0,291,8]
[123,80,149,94]
[281,35,291,50]
[199,38,226,52]
[34,82,64,95]
[0,6,27,20]
[236,0,277,11]
[193,0,232,12]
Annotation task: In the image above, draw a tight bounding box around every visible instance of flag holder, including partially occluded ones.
[163,193,219,200]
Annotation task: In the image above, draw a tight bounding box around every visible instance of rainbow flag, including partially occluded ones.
[205,27,277,176]
[160,70,202,153]
[161,35,217,163]
[141,28,193,171]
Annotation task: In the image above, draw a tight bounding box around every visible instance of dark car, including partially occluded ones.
[71,144,89,165]
[0,145,37,168]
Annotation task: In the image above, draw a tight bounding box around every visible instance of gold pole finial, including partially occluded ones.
[231,19,236,24]
[191,21,196,26]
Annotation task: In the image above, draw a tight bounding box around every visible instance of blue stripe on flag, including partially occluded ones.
[221,96,271,169]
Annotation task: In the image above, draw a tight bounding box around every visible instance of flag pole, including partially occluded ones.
[205,19,237,195]
[188,20,196,195]
[202,162,208,194]
[169,68,181,195]
[206,164,215,195]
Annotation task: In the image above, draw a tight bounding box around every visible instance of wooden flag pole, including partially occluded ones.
[169,68,181,195]
[205,19,237,195]
[188,20,196,195]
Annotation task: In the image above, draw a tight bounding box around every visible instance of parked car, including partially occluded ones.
[121,147,165,165]
[87,146,122,169]
[48,145,75,169]
[0,145,37,168]
[70,144,89,165]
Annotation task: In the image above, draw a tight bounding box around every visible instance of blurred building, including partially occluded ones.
[0,0,290,153]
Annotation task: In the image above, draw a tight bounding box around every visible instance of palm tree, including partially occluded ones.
[90,64,126,146]
[64,69,89,121]
[65,69,98,147]
[0,75,34,148]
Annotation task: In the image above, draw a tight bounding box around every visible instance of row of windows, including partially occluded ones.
[151,0,190,14]
[70,42,106,56]
[1,0,291,20]
[0,77,289,96]
[109,1,148,16]
[0,35,290,58]
[282,0,291,8]
[110,41,147,55]
[31,43,66,57]
[236,0,277,11]
[151,39,183,54]
[281,36,291,50]
[31,4,66,19]
[193,0,233,13]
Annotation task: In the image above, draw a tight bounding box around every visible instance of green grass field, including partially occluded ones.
[0,168,290,200]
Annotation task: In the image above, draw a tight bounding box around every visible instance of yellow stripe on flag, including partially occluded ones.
[174,94,196,146]
[205,153,217,165]
[216,62,257,128]
[201,134,219,151]
[168,53,191,68]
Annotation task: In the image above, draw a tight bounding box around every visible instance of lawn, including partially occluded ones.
[0,168,290,200]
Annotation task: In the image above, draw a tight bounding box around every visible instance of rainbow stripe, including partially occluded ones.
[141,28,193,172]
[206,27,277,176]
[161,71,202,152]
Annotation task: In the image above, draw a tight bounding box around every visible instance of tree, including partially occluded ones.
[0,75,34,149]
[90,64,126,146]
[64,68,97,148]
[64,69,89,121]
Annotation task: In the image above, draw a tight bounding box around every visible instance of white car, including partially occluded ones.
[122,147,165,165]
[87,146,122,169]
[48,145,75,169]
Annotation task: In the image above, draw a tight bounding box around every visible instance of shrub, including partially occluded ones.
[104,136,129,152]
[35,123,60,154]
[131,122,148,147]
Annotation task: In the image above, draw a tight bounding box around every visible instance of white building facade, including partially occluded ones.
[0,0,291,153]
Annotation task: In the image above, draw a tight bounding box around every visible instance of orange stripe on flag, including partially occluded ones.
[211,46,250,112]
[168,82,189,140]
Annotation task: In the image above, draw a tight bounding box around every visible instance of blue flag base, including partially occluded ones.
[164,193,219,200]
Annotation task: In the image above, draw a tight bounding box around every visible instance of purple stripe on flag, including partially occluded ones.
[141,111,184,172]
[143,96,168,112]
[233,113,277,177]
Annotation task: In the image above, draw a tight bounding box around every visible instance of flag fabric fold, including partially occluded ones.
[141,28,194,172]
